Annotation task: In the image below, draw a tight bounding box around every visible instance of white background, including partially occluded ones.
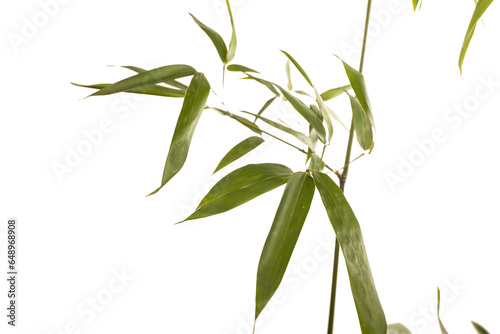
[2,0,500,333]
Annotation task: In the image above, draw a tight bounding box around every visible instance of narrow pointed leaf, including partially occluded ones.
[253,96,277,122]
[387,323,411,334]
[325,105,348,130]
[459,0,495,73]
[88,65,196,97]
[189,13,228,64]
[437,288,449,334]
[241,110,316,151]
[412,0,420,11]
[308,153,325,171]
[282,51,333,141]
[148,73,210,196]
[347,92,373,150]
[181,163,293,222]
[321,84,352,101]
[312,171,387,334]
[117,65,188,91]
[336,56,375,128]
[211,107,262,134]
[286,60,293,90]
[471,321,490,334]
[295,90,314,98]
[213,136,264,174]
[227,64,259,73]
[255,172,315,320]
[226,0,237,63]
[72,83,185,98]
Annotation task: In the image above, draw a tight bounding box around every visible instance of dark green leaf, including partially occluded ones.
[471,321,490,334]
[148,73,211,196]
[226,0,237,63]
[211,107,263,134]
[190,13,228,64]
[227,64,259,73]
[387,323,411,334]
[255,172,315,319]
[213,136,264,174]
[336,56,375,128]
[437,288,449,334]
[253,96,277,122]
[241,110,316,151]
[312,171,387,334]
[87,65,196,97]
[117,65,188,91]
[72,83,185,98]
[347,92,373,150]
[321,84,352,101]
[459,0,495,73]
[180,163,293,222]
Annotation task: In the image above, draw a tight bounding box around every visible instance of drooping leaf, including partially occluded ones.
[190,13,228,64]
[471,321,490,334]
[282,51,333,141]
[253,96,277,122]
[226,0,237,63]
[213,136,264,174]
[347,92,373,150]
[335,56,375,128]
[412,0,420,11]
[227,64,259,73]
[387,323,412,334]
[312,171,387,334]
[148,73,210,196]
[87,65,196,97]
[72,83,185,98]
[295,90,314,98]
[211,107,262,134]
[325,105,348,130]
[286,60,293,90]
[117,65,188,91]
[459,0,495,73]
[255,172,315,320]
[180,163,293,222]
[243,75,280,96]
[321,84,352,101]
[437,288,449,334]
[241,110,316,151]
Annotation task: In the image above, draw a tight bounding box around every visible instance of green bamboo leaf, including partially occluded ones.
[255,172,315,320]
[87,65,196,97]
[190,13,228,64]
[213,136,264,174]
[227,64,259,73]
[437,288,449,334]
[226,0,237,63]
[312,171,387,334]
[321,84,352,101]
[387,323,411,334]
[335,56,375,128]
[286,60,293,90]
[253,96,277,122]
[471,321,490,334]
[295,90,314,98]
[412,0,420,11]
[241,110,316,151]
[117,65,188,91]
[281,51,333,142]
[347,92,373,150]
[243,75,280,96]
[72,83,185,98]
[148,73,211,196]
[459,0,495,73]
[308,153,325,171]
[211,107,263,135]
[180,163,293,222]
[325,105,348,130]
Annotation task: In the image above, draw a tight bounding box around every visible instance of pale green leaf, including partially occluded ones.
[321,84,352,101]
[255,172,315,319]
[227,64,259,73]
[180,163,293,222]
[312,171,387,334]
[387,323,412,334]
[211,107,263,135]
[437,288,449,334]
[459,0,495,73]
[286,60,293,90]
[148,73,211,196]
[190,13,228,64]
[347,92,373,150]
[213,136,264,174]
[87,65,196,97]
[226,0,237,63]
[243,75,280,96]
